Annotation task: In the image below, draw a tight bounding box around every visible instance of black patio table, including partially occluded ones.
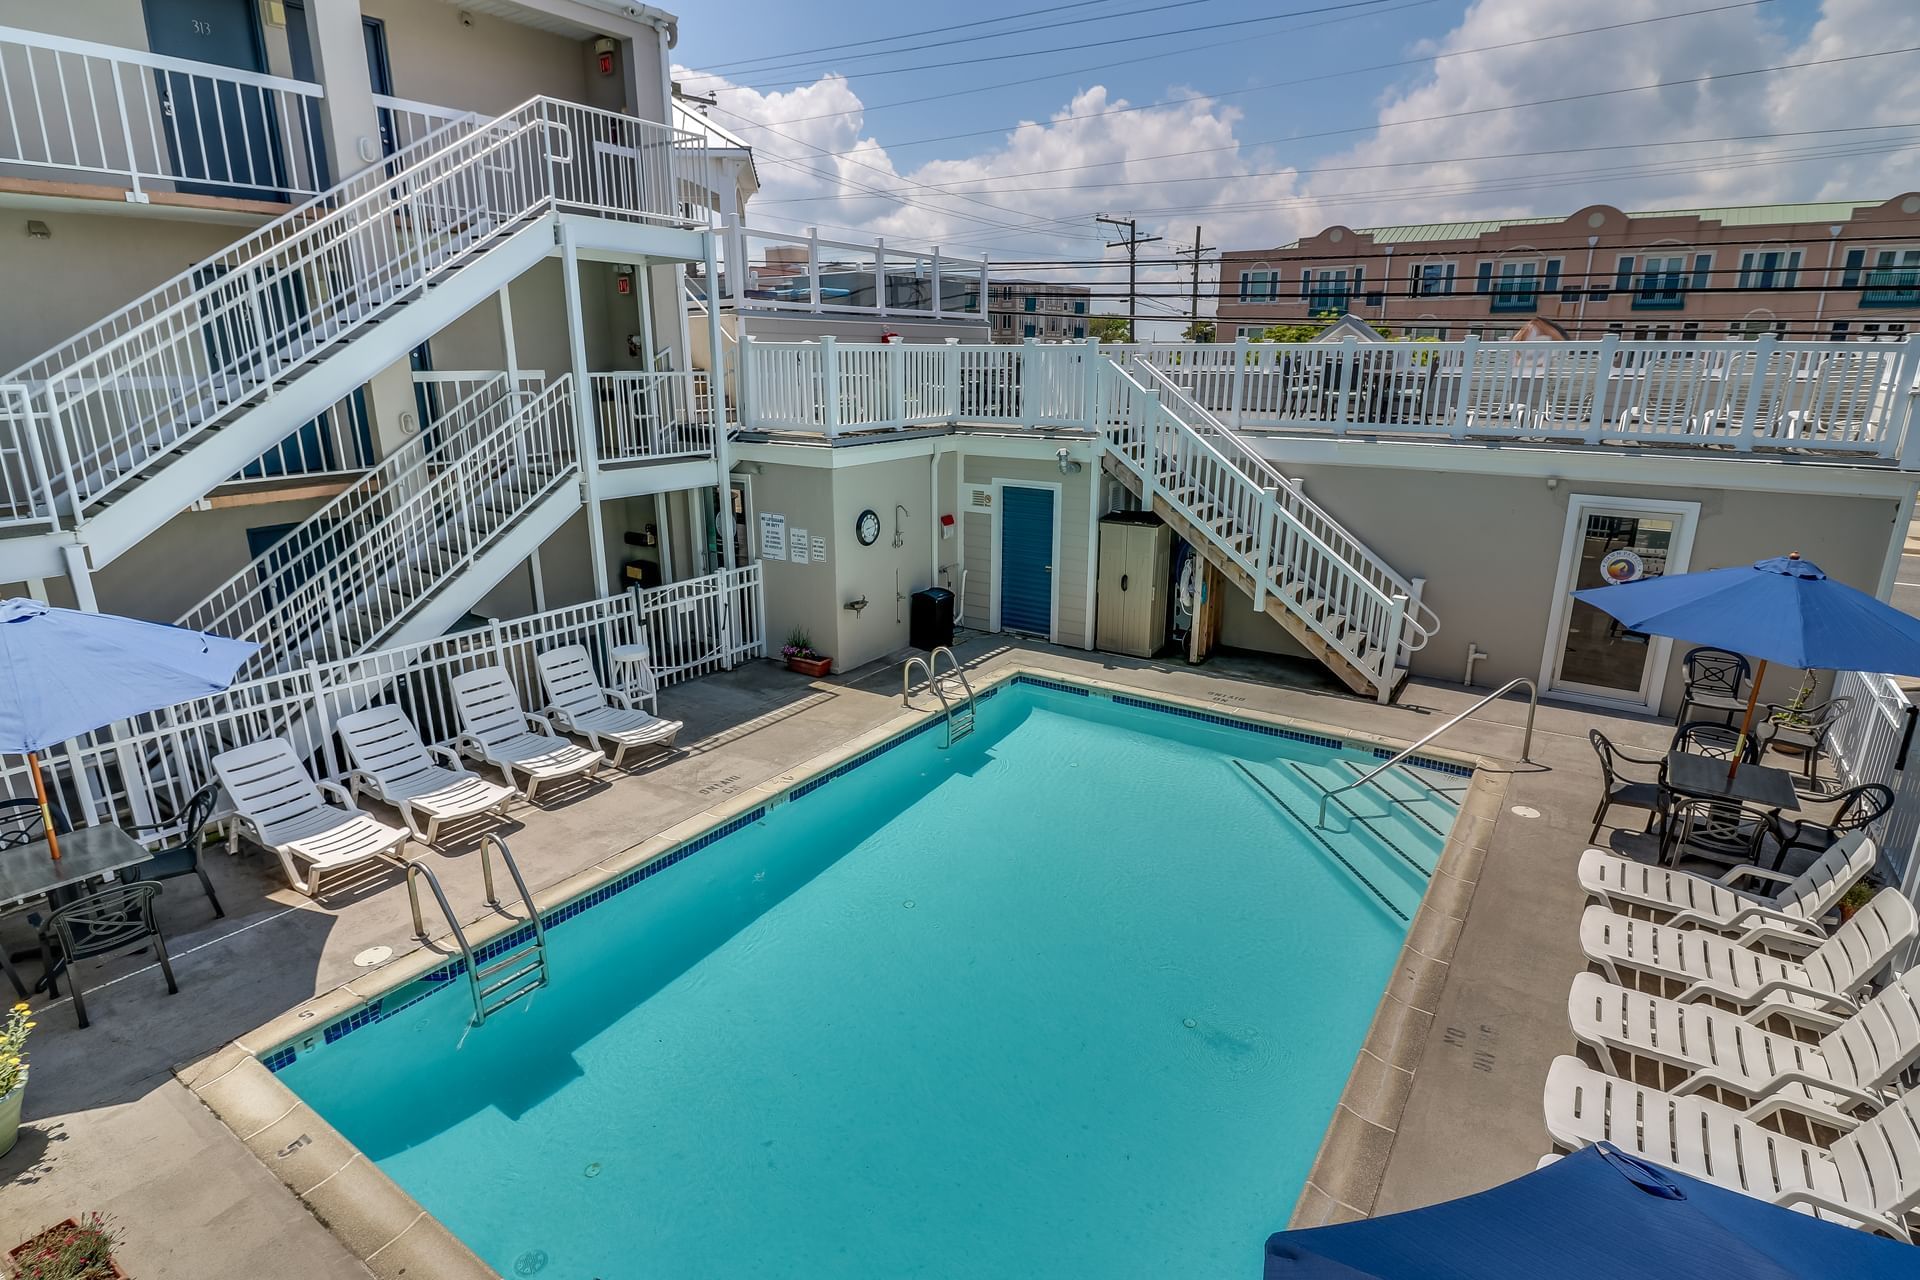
[1664,750,1801,812]
[0,825,152,997]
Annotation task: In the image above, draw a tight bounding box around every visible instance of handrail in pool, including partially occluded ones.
[1317,677,1536,827]
[404,859,481,1013]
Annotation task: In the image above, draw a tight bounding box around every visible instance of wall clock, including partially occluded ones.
[855,508,881,546]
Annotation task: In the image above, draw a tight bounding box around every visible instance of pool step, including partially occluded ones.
[1328,759,1462,842]
[1283,761,1441,880]
[1230,759,1425,923]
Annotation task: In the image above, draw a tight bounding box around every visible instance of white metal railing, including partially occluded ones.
[1104,335,1920,461]
[228,390,374,482]
[1,570,765,835]
[1830,669,1920,880]
[0,25,325,199]
[0,382,56,528]
[372,93,467,155]
[634,564,766,683]
[720,224,985,320]
[1135,362,1438,654]
[181,371,527,651]
[1,94,709,545]
[592,371,716,461]
[184,377,580,680]
[1099,359,1410,691]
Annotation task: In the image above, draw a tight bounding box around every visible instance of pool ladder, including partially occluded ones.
[404,834,551,1026]
[902,645,977,746]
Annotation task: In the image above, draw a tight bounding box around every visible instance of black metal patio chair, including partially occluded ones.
[39,881,176,1029]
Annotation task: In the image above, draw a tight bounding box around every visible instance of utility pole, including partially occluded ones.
[1097,214,1160,341]
[1175,225,1216,341]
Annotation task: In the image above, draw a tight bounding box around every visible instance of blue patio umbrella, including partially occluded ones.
[1264,1143,1916,1279]
[1572,552,1920,778]
[0,599,259,860]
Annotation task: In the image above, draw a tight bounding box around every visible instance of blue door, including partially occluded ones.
[143,0,284,198]
[999,485,1055,636]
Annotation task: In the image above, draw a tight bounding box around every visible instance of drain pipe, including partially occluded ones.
[1463,643,1488,687]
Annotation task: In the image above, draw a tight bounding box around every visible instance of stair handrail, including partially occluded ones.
[1134,360,1439,650]
[478,833,548,955]
[403,859,488,1024]
[178,372,524,636]
[222,378,577,676]
[1317,677,1534,827]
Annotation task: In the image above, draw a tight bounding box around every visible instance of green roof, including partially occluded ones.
[1271,199,1891,249]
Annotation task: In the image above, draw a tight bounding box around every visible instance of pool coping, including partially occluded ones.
[175,660,1487,1279]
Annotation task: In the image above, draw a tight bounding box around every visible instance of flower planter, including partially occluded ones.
[0,1082,21,1158]
[786,655,833,678]
[8,1218,124,1279]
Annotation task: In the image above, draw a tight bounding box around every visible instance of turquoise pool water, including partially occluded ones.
[277,680,1460,1278]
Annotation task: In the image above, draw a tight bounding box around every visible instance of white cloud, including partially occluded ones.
[675,0,1920,336]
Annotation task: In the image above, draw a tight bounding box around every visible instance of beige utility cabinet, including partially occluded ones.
[1096,513,1173,658]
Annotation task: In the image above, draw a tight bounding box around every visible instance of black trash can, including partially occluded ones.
[910,587,955,651]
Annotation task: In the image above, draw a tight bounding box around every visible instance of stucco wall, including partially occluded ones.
[1245,462,1902,713]
[87,495,332,623]
[363,0,589,117]
[744,459,838,663]
[829,453,938,670]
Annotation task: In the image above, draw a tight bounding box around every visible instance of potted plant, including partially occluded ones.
[781,629,832,678]
[1838,878,1879,923]
[6,1213,122,1279]
[0,1002,33,1158]
[1765,670,1820,755]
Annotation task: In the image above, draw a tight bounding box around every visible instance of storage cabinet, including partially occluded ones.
[1095,514,1173,658]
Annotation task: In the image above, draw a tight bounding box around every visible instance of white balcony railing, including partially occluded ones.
[710,225,987,321]
[0,25,325,199]
[593,371,716,462]
[5,570,766,834]
[740,335,1920,463]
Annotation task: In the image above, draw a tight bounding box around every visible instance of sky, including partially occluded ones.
[671,0,1920,335]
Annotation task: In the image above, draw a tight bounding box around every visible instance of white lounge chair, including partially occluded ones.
[1542,1055,1920,1240]
[1577,833,1877,950]
[211,739,409,897]
[534,644,683,769]
[450,665,604,802]
[1579,890,1917,1030]
[336,705,515,844]
[1566,970,1920,1132]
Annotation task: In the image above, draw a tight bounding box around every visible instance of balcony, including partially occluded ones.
[0,25,326,203]
[702,226,987,322]
[1862,268,1920,309]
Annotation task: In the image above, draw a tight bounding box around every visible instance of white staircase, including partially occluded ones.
[1097,360,1437,699]
[180,377,584,679]
[3,95,702,568]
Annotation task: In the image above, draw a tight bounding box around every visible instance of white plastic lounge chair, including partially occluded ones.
[1578,890,1917,1030]
[450,665,604,802]
[1542,1055,1920,1240]
[1566,970,1920,1132]
[336,706,515,844]
[211,739,409,897]
[534,644,683,768]
[1577,833,1877,950]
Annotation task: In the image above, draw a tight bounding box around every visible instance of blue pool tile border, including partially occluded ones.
[265,673,1466,1070]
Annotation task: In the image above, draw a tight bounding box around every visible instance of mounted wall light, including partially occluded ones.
[25,221,50,240]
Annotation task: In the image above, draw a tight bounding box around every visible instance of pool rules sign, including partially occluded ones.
[758,512,787,561]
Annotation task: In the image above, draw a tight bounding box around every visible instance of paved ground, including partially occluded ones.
[0,637,1851,1276]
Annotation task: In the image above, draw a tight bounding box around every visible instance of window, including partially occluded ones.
[1238,266,1280,301]
[1490,259,1543,312]
[1073,325,1085,339]
[1738,249,1801,290]
[1634,254,1688,309]
[1024,296,1037,312]
[1403,324,1448,340]
[1728,317,1790,339]
[1862,248,1920,306]
[1862,320,1909,341]
[1301,266,1354,313]
[1236,325,1266,340]
[1023,323,1036,337]
[1411,262,1454,297]
[1073,299,1087,314]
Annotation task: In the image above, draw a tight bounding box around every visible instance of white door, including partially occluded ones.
[1542,496,1698,711]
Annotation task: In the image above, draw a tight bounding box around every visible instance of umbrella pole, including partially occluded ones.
[26,751,60,862]
[1729,658,1768,786]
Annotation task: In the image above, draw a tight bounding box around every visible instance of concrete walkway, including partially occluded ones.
[0,638,1742,1275]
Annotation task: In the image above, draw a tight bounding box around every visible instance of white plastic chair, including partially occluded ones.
[534,644,683,768]
[211,739,409,897]
[1578,890,1917,1030]
[1566,969,1920,1132]
[336,705,515,844]
[450,665,604,801]
[1577,833,1877,950]
[1543,1055,1920,1240]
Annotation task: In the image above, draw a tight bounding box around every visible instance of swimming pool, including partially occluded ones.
[273,677,1462,1278]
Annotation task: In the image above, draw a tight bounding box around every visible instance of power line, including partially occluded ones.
[1176,228,1217,336]
[690,0,1120,75]
[1098,215,1164,328]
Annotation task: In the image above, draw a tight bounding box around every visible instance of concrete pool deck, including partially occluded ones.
[0,638,1724,1276]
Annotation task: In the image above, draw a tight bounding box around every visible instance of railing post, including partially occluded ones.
[1587,334,1617,445]
[931,248,943,319]
[1452,335,1479,439]
[1231,333,1249,429]
[738,335,757,431]
[1896,334,1920,467]
[1399,575,1426,666]
[1379,593,1409,703]
[807,227,823,314]
[886,342,907,428]
[874,237,889,317]
[1082,336,1102,430]
[1020,336,1038,429]
[820,336,841,438]
[730,225,749,311]
[1142,389,1160,507]
[1737,335,1773,451]
[305,662,337,778]
[944,338,962,423]
[1253,503,1273,612]
[107,64,147,203]
[1333,336,1356,434]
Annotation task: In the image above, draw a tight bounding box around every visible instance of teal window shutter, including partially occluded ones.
[1300,270,1312,299]
[1843,248,1866,288]
[1544,260,1561,296]
[1690,255,1711,291]
[1476,262,1492,295]
[1615,256,1635,293]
